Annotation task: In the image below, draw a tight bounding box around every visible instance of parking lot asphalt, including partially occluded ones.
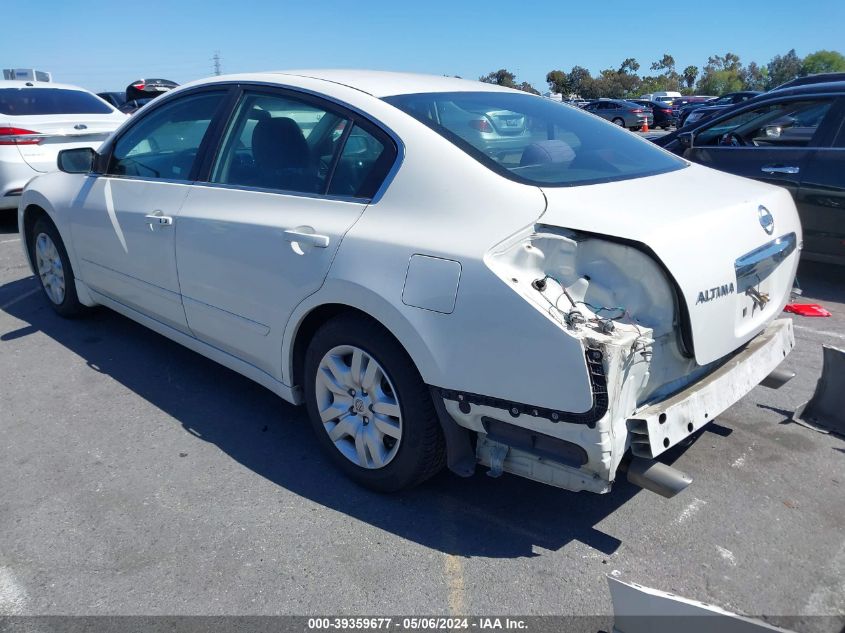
[0,211,843,631]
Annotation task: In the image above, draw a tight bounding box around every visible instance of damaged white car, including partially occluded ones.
[19,71,800,497]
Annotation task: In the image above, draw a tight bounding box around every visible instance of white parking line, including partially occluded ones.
[793,324,845,341]
[716,545,737,566]
[0,238,20,244]
[0,566,27,615]
[0,287,40,311]
[676,498,707,525]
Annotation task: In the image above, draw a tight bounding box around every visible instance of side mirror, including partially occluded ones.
[57,147,96,174]
[678,131,694,149]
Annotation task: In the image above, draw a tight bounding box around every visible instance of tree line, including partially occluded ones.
[478,49,845,99]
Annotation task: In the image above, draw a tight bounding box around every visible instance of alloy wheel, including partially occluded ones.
[315,345,403,469]
[35,232,65,305]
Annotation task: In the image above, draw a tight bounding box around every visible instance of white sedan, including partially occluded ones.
[18,71,800,497]
[1,81,126,210]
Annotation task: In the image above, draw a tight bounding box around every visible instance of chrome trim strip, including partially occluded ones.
[734,232,797,293]
[190,180,371,205]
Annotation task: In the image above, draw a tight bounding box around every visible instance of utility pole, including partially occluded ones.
[212,51,222,76]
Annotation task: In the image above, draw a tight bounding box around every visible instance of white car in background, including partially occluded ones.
[0,81,125,210]
[18,71,800,498]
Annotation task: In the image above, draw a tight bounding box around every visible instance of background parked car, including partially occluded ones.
[640,91,681,104]
[582,99,653,130]
[118,98,153,115]
[125,78,178,102]
[673,96,714,121]
[772,72,845,91]
[0,81,126,211]
[681,91,763,127]
[97,91,127,109]
[630,99,675,129]
[435,99,532,159]
[655,80,845,265]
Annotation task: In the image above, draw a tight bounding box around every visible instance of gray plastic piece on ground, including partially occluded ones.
[608,575,794,633]
[794,345,845,437]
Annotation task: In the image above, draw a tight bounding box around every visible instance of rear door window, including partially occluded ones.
[0,88,114,115]
[327,125,391,198]
[210,92,348,195]
[211,90,397,199]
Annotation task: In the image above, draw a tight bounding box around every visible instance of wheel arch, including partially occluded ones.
[21,203,50,274]
[283,282,441,395]
[20,191,96,307]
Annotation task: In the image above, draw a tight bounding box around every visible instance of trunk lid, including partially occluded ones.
[7,113,125,172]
[538,163,801,365]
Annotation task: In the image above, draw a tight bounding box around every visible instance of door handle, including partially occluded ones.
[761,165,800,175]
[145,212,173,228]
[284,229,330,248]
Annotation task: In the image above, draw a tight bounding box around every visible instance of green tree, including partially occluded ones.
[682,65,699,89]
[649,54,681,91]
[802,50,845,75]
[767,49,803,88]
[568,66,593,96]
[518,81,540,95]
[592,67,640,99]
[650,54,676,73]
[639,75,673,94]
[619,58,640,75]
[479,69,517,88]
[740,62,768,91]
[697,53,744,95]
[546,69,570,94]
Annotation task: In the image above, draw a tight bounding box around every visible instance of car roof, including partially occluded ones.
[183,70,522,98]
[768,79,845,96]
[0,80,93,92]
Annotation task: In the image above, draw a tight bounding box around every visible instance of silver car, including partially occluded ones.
[583,99,653,130]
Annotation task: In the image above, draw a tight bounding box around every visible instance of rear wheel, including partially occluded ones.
[30,217,86,318]
[612,117,625,126]
[303,314,445,492]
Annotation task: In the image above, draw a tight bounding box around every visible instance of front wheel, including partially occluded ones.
[303,314,445,492]
[30,217,86,318]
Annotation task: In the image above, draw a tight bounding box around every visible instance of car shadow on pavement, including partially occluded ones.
[0,213,18,235]
[1,275,684,559]
[795,260,845,305]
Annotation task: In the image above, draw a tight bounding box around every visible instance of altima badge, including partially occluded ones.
[758,205,774,235]
[696,282,735,304]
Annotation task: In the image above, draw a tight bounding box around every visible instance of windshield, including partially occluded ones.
[384,91,685,187]
[0,88,114,116]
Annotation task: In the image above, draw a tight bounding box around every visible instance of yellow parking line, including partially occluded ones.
[444,553,466,617]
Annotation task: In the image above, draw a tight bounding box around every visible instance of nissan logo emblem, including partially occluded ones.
[74,124,88,130]
[758,205,774,235]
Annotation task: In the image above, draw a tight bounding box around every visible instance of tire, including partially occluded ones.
[303,313,446,492]
[30,216,86,318]
[612,117,625,126]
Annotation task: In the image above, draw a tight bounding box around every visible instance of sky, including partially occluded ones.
[3,0,844,94]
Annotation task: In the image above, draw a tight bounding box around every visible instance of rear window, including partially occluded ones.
[0,88,113,116]
[384,91,685,187]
